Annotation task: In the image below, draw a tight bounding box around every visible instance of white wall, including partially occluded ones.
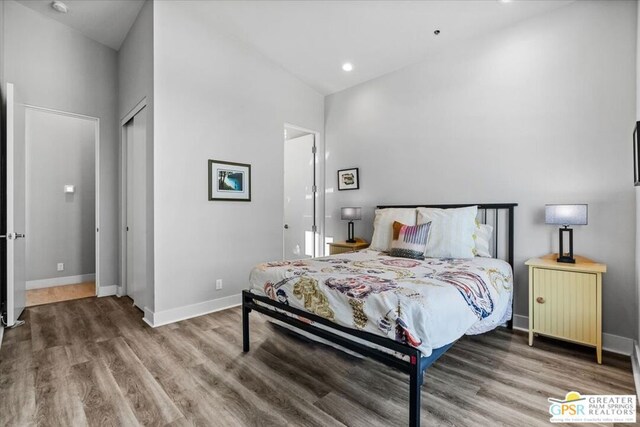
[637,0,640,122]
[4,0,119,294]
[151,1,324,320]
[325,0,637,340]
[25,109,95,282]
[119,0,153,119]
[0,1,4,87]
[118,0,154,310]
[636,0,640,345]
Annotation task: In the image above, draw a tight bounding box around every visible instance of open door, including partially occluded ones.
[3,83,26,326]
[283,127,317,260]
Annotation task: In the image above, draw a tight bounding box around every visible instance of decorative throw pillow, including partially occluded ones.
[389,221,431,260]
[473,222,493,257]
[370,208,417,251]
[417,206,478,259]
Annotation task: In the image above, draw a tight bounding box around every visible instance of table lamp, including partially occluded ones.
[341,207,361,243]
[545,204,588,263]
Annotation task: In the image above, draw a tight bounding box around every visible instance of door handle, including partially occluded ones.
[284,224,289,229]
[3,232,26,240]
[536,297,545,304]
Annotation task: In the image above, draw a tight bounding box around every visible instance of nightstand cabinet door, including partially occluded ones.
[532,268,597,345]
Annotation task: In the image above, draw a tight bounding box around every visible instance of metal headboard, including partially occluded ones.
[376,203,517,269]
[377,203,518,330]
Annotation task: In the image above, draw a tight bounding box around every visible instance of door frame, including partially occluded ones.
[22,104,101,296]
[119,98,147,299]
[283,123,323,258]
[4,83,15,325]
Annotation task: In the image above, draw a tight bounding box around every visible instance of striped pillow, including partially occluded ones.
[389,221,432,260]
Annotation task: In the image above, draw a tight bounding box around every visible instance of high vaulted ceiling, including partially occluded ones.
[16,0,574,93]
[195,0,574,95]
[16,0,145,50]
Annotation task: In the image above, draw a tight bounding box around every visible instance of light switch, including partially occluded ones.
[64,185,75,194]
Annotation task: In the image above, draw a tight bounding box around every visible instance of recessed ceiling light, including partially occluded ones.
[51,1,69,13]
[500,0,512,3]
[342,63,353,72]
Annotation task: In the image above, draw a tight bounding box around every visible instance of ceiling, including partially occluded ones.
[16,0,574,93]
[16,0,145,50]
[193,0,574,95]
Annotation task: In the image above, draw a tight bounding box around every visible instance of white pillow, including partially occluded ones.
[474,223,493,258]
[417,206,478,259]
[370,208,417,251]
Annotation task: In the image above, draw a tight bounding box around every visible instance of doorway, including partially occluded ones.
[23,107,98,307]
[3,83,100,325]
[120,102,148,310]
[283,124,318,260]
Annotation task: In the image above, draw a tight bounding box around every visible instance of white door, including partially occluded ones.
[5,83,27,326]
[124,107,147,309]
[283,132,316,260]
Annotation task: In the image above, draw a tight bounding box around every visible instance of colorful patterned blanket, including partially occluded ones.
[249,250,513,356]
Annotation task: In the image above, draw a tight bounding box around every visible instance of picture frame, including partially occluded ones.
[337,167,360,191]
[208,159,251,201]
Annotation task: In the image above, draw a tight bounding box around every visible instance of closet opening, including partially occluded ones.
[120,101,148,310]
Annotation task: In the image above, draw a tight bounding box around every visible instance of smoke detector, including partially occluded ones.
[51,1,69,14]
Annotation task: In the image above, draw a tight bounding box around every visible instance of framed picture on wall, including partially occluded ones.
[337,167,359,191]
[208,159,251,201]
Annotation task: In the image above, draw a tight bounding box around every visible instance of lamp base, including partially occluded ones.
[346,221,355,243]
[557,255,576,264]
[346,239,357,244]
[557,227,575,264]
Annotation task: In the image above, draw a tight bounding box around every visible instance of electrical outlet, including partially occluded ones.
[216,279,223,290]
[57,263,64,271]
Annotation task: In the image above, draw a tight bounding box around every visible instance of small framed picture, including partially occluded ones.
[337,167,359,191]
[208,159,251,201]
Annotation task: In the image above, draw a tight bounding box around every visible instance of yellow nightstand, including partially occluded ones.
[328,238,369,255]
[525,254,607,364]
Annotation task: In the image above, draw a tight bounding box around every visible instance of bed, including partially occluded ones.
[242,203,517,426]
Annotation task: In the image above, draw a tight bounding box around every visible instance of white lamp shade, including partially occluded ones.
[545,204,588,226]
[341,207,362,221]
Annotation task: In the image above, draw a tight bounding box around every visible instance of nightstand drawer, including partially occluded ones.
[330,245,356,255]
[532,268,597,345]
[328,240,369,255]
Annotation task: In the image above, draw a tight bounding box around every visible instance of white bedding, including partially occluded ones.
[249,250,513,357]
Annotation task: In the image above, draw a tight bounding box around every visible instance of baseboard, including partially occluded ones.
[513,314,528,331]
[603,333,634,355]
[26,273,96,290]
[143,293,241,327]
[97,285,118,297]
[143,307,155,327]
[511,314,633,356]
[631,342,640,400]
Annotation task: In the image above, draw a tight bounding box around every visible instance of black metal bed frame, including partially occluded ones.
[242,203,517,426]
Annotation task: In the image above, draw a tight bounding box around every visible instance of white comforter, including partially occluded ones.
[249,250,513,356]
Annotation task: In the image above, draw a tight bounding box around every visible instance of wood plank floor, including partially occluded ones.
[0,296,636,426]
[26,282,96,307]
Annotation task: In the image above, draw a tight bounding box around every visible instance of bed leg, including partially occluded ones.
[409,358,423,427]
[242,293,251,353]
